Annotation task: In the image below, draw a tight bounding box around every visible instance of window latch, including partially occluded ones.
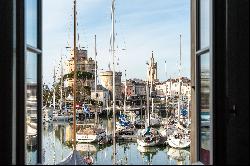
[229,104,237,116]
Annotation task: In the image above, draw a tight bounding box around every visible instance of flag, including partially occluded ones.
[82,104,90,116]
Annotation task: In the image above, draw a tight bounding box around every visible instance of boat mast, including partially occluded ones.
[72,0,77,150]
[53,66,56,110]
[124,69,127,114]
[165,60,168,126]
[111,0,116,164]
[94,34,98,126]
[146,81,150,127]
[150,51,154,115]
[60,53,63,112]
[146,58,151,127]
[178,34,182,122]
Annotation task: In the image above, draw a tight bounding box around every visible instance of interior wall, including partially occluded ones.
[225,0,249,164]
[0,0,14,164]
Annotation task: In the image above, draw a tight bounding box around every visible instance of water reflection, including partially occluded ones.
[26,120,191,165]
[167,148,190,161]
[137,146,158,165]
[199,52,210,164]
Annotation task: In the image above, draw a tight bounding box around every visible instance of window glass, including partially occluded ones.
[199,52,210,165]
[25,51,38,164]
[26,0,38,47]
[199,0,209,49]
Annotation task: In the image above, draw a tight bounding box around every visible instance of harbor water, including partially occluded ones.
[26,118,191,165]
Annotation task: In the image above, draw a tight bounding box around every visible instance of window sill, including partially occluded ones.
[192,161,204,165]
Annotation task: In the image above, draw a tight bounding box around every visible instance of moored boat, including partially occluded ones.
[167,131,190,149]
[137,127,161,147]
[76,123,106,143]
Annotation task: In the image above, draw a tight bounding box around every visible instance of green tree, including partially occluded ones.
[63,71,93,103]
[43,84,52,107]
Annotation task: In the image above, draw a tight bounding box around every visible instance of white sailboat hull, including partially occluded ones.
[76,133,106,143]
[137,137,160,147]
[167,137,190,149]
[76,132,106,143]
[76,134,98,143]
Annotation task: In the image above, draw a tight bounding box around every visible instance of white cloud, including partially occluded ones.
[43,0,190,85]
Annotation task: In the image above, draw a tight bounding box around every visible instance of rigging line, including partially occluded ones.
[67,16,72,49]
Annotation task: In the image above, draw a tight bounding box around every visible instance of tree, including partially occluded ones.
[63,71,93,81]
[43,84,52,107]
[63,71,93,103]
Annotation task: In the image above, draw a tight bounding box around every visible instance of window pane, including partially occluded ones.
[26,0,38,47]
[199,52,210,164]
[25,51,38,164]
[199,0,209,49]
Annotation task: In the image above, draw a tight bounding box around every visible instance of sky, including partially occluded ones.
[43,0,190,86]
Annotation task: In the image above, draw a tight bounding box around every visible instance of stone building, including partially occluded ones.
[99,71,122,100]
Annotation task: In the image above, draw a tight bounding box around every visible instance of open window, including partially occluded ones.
[25,0,42,164]
[191,0,213,165]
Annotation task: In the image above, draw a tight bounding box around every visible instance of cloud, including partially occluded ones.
[43,0,190,85]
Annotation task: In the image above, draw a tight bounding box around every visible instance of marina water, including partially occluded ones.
[26,118,190,165]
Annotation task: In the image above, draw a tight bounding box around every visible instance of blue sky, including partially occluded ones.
[43,0,190,86]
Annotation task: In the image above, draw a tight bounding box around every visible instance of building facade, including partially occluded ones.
[99,71,122,100]
[91,85,110,108]
[155,77,191,100]
[122,79,146,98]
[65,48,95,89]
[146,51,158,90]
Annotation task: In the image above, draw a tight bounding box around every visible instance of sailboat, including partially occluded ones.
[57,0,86,164]
[76,123,106,143]
[167,130,190,149]
[110,0,117,164]
[136,64,161,147]
[137,126,161,147]
[116,113,132,130]
[115,113,137,141]
[116,70,133,131]
[144,52,161,127]
[166,34,190,149]
[75,35,107,143]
